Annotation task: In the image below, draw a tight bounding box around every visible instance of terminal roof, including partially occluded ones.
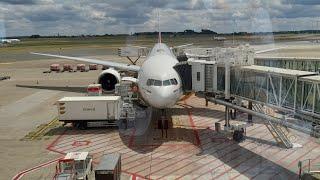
[300,75,320,83]
[241,65,317,77]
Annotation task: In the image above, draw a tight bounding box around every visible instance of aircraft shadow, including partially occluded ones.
[117,108,297,179]
[45,107,297,179]
[42,96,297,179]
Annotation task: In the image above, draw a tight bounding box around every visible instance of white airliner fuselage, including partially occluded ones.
[138,43,183,109]
[31,42,184,109]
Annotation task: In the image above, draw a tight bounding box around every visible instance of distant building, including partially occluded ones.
[213,36,227,41]
[200,29,218,34]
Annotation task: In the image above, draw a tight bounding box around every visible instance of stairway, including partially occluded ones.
[252,103,265,114]
[265,120,293,148]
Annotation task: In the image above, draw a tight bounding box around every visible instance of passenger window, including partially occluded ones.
[163,80,171,86]
[154,80,162,86]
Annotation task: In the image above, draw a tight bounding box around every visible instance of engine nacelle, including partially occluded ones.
[98,68,121,91]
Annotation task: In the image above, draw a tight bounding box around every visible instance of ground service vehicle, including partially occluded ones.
[54,152,93,180]
[57,96,122,129]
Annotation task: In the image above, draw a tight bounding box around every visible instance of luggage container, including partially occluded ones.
[89,64,98,70]
[95,153,121,180]
[63,64,72,71]
[50,64,60,71]
[77,64,86,71]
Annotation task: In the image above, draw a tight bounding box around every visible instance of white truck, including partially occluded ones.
[57,96,123,129]
[54,152,93,180]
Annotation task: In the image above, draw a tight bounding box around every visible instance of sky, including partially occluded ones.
[0,0,320,36]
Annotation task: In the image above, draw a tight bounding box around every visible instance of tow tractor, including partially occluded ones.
[54,152,93,180]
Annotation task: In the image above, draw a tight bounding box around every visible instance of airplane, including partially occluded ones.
[31,34,183,109]
[1,39,20,43]
[31,34,282,110]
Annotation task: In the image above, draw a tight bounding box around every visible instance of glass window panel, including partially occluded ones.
[197,72,201,81]
[154,80,162,86]
[163,80,171,86]
[174,78,178,85]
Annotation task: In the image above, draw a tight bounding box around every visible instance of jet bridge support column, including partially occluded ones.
[225,107,230,127]
[225,63,231,100]
[224,63,231,127]
[248,102,253,123]
[213,64,218,92]
[207,98,304,148]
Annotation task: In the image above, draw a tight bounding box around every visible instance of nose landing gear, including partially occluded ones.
[157,109,169,138]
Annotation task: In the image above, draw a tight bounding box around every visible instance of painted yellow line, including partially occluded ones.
[31,117,58,140]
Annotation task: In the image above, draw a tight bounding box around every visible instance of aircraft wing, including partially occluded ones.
[173,44,193,49]
[31,52,141,72]
[255,47,287,54]
[16,84,87,93]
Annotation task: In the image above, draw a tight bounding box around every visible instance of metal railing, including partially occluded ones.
[298,158,320,179]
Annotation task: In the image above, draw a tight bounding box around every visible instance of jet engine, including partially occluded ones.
[98,68,121,91]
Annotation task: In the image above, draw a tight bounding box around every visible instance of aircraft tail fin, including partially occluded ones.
[157,10,161,43]
[158,31,161,43]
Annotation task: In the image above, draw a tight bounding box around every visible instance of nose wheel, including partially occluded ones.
[158,109,169,138]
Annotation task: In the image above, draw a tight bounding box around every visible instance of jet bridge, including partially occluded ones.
[255,56,320,72]
[183,61,320,122]
[175,46,320,148]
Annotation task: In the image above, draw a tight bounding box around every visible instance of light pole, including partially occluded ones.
[233,18,236,46]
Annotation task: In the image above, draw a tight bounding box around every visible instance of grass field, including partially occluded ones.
[1,33,319,62]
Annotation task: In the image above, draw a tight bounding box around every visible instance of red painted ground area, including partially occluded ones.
[13,97,320,179]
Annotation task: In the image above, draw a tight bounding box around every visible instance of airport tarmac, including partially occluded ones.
[11,95,320,180]
[0,40,319,179]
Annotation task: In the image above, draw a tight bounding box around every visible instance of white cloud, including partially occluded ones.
[0,0,319,36]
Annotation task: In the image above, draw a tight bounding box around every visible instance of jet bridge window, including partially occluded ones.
[197,72,201,81]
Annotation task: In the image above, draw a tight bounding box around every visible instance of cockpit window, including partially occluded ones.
[174,79,178,85]
[154,80,162,86]
[163,80,171,86]
[147,79,155,86]
[170,78,178,85]
[147,78,177,86]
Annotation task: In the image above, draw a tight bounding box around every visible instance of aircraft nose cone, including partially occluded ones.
[149,88,176,109]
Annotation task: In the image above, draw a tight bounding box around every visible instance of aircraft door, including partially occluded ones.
[173,62,192,92]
